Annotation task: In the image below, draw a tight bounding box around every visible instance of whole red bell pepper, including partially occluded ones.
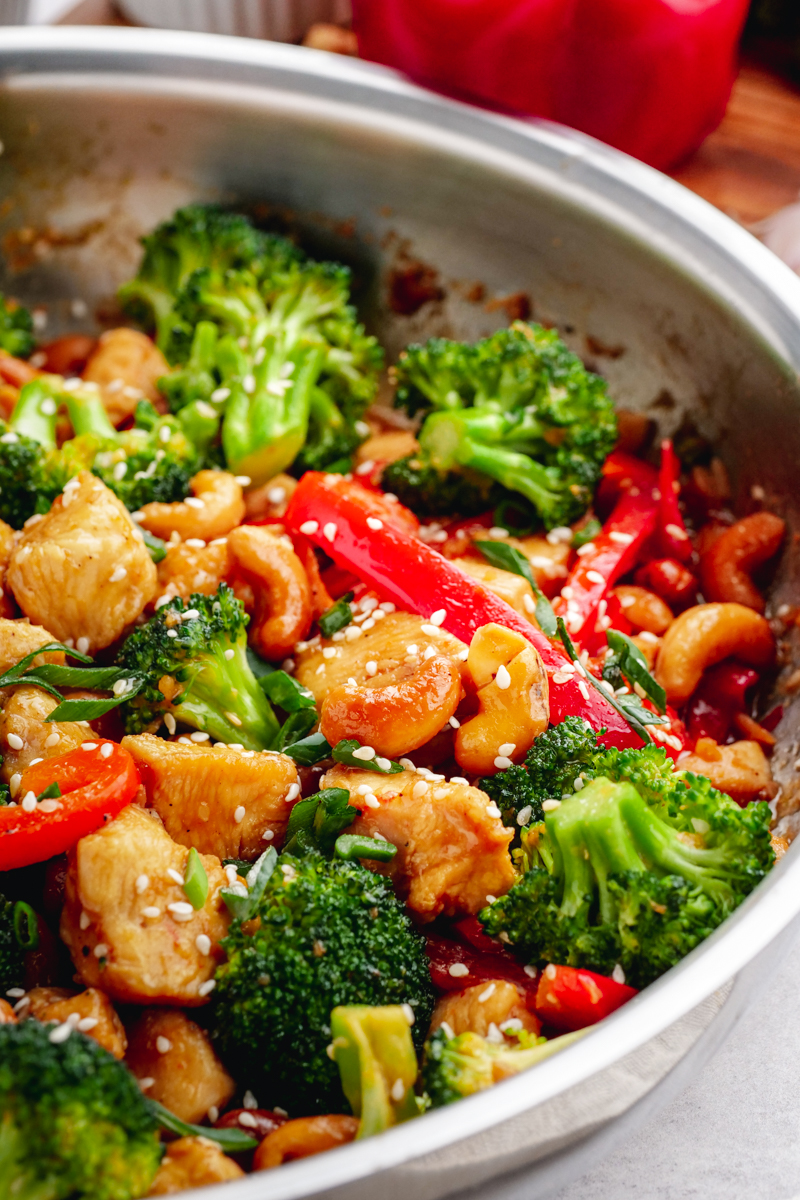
[0,741,141,870]
[352,0,749,171]
[658,439,692,564]
[284,472,640,749]
[553,484,659,646]
[535,963,637,1031]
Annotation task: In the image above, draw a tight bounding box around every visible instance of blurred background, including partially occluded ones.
[5,0,800,270]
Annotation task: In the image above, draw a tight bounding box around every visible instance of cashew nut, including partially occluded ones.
[253,1116,359,1171]
[82,327,170,427]
[454,558,537,622]
[612,585,673,635]
[320,654,462,758]
[699,512,785,613]
[455,622,549,775]
[227,524,312,661]
[680,738,777,805]
[655,602,774,706]
[137,470,246,542]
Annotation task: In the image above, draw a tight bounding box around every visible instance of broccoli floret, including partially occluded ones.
[211,846,435,1115]
[116,584,280,750]
[0,377,96,528]
[480,771,774,987]
[523,716,603,802]
[118,203,301,357]
[381,453,501,518]
[0,294,35,359]
[421,1027,580,1108]
[479,765,545,836]
[392,323,617,528]
[291,386,364,475]
[65,387,199,511]
[331,1005,420,1137]
[0,1019,162,1200]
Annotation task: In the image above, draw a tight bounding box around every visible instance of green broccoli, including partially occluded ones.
[422,1027,583,1108]
[0,377,96,529]
[0,294,35,359]
[331,1005,420,1137]
[210,844,435,1115]
[117,203,301,357]
[0,896,32,992]
[0,1019,162,1200]
[391,323,617,528]
[116,583,280,750]
[480,769,774,987]
[65,387,200,511]
[381,453,502,519]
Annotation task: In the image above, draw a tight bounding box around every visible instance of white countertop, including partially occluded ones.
[547,925,800,1200]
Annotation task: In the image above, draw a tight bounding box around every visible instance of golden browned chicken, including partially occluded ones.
[7,473,157,651]
[155,540,231,604]
[148,1138,244,1194]
[24,986,127,1058]
[122,733,300,859]
[429,980,540,1040]
[60,804,230,1006]
[0,686,87,783]
[82,328,170,426]
[125,1008,235,1124]
[295,608,467,705]
[321,764,515,919]
[679,737,777,805]
[0,616,63,675]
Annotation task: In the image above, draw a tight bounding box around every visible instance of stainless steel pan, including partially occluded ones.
[1,28,799,1200]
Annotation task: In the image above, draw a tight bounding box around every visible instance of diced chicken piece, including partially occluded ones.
[679,738,778,805]
[0,999,16,1023]
[452,558,536,622]
[122,733,299,859]
[429,980,539,1040]
[60,804,230,1006]
[149,1138,245,1194]
[0,518,17,619]
[7,472,158,652]
[155,540,231,604]
[0,686,87,783]
[0,617,63,675]
[321,764,515,920]
[515,535,572,595]
[125,1008,235,1124]
[82,328,170,427]
[295,610,467,705]
[24,986,127,1058]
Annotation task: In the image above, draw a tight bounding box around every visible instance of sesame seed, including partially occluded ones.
[495,664,511,690]
[28,758,43,767]
[517,805,533,825]
[13,996,31,1012]
[8,774,20,798]
[184,497,204,510]
[551,670,573,685]
[609,530,634,545]
[406,644,419,656]
[423,646,437,660]
[345,625,363,641]
[167,902,194,920]
[323,521,337,542]
[448,716,460,729]
[665,523,689,541]
[450,776,469,785]
[430,609,446,626]
[488,527,509,539]
[352,745,376,760]
[21,792,37,813]
[99,743,113,759]
[322,646,338,659]
[262,829,275,841]
[299,520,319,535]
[498,742,516,756]
[7,733,23,751]
[77,1017,99,1032]
[49,1023,74,1044]
[365,661,378,677]
[93,943,109,958]
[81,742,98,751]
[485,895,497,905]
[211,386,230,402]
[135,875,149,894]
[234,475,252,487]
[523,593,536,614]
[412,781,428,799]
[478,982,496,1003]
[242,374,256,394]
[164,713,177,735]
[196,934,211,956]
[224,865,239,885]
[448,962,469,978]
[225,712,243,727]
[44,731,61,749]
[167,868,184,885]
[198,979,216,997]
[585,569,605,585]
[546,526,573,544]
[612,963,626,984]
[366,517,384,531]
[238,1111,259,1128]
[356,460,375,476]
[524,965,537,978]
[420,624,440,636]
[156,1037,172,1054]
[109,565,127,583]
[233,806,246,824]
[282,659,295,673]
[38,799,60,813]
[542,799,561,812]
[76,637,90,655]
[138,1077,156,1091]
[486,802,502,817]
[577,680,590,701]
[286,782,301,802]
[5,988,24,999]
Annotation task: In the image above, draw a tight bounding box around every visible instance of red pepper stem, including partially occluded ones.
[284,473,641,750]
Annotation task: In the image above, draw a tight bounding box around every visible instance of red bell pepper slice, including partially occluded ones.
[657,439,692,564]
[0,350,39,390]
[284,472,640,749]
[553,485,659,646]
[635,557,698,610]
[685,660,760,745]
[426,933,539,1005]
[0,741,141,870]
[535,963,637,1032]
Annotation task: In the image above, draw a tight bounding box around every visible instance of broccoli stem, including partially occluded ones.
[64,388,117,440]
[9,379,61,450]
[174,640,280,751]
[331,1006,419,1138]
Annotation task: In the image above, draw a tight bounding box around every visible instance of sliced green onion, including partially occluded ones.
[45,678,145,723]
[473,539,557,637]
[283,731,332,766]
[318,591,354,638]
[35,782,62,803]
[13,902,39,951]
[182,848,209,911]
[141,528,167,564]
[261,670,316,712]
[334,834,398,862]
[332,740,404,775]
[572,518,602,549]
[149,1100,258,1153]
